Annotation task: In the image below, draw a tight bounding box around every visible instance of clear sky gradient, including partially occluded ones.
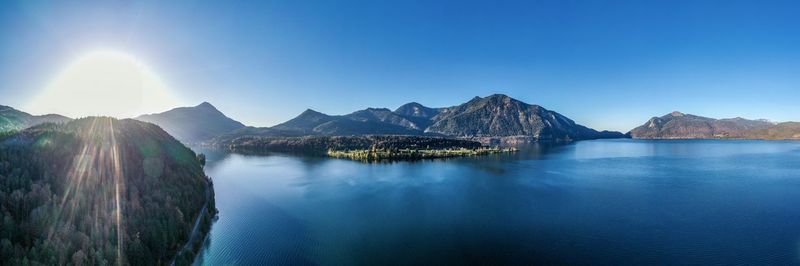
[1,0,798,132]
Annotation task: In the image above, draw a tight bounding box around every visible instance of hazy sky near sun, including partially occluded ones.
[1,0,798,132]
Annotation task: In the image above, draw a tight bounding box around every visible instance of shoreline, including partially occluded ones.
[171,177,216,266]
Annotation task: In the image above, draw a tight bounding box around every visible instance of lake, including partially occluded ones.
[192,139,800,265]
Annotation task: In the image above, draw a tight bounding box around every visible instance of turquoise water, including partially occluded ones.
[193,139,800,265]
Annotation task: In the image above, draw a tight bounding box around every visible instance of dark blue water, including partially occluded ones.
[193,139,800,265]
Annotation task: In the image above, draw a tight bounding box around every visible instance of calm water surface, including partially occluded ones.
[193,139,800,265]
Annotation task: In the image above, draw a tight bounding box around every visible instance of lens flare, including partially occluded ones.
[27,51,183,118]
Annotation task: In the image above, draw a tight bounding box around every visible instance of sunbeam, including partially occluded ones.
[108,118,125,266]
[41,117,130,265]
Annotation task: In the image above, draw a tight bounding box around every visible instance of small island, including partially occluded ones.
[328,146,517,162]
[212,135,517,161]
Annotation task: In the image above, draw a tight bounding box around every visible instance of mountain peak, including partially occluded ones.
[475,94,521,105]
[394,102,439,119]
[271,109,335,133]
[395,102,427,110]
[194,102,221,112]
[197,101,215,108]
[300,108,326,116]
[291,108,332,121]
[670,111,685,117]
[486,93,512,99]
[473,94,529,108]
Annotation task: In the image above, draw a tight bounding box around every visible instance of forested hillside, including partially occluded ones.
[0,117,215,265]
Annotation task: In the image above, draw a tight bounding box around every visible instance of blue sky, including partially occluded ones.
[1,0,798,132]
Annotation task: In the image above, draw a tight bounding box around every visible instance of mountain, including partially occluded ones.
[0,104,71,131]
[0,117,215,265]
[135,102,245,143]
[628,111,777,139]
[425,94,622,141]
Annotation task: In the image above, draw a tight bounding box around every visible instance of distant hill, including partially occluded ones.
[628,111,799,139]
[628,111,774,139]
[208,94,625,145]
[0,117,215,265]
[135,102,245,143]
[0,104,71,131]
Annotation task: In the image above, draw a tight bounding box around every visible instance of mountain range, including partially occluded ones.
[628,111,799,139]
[4,94,800,143]
[0,105,70,131]
[212,94,626,145]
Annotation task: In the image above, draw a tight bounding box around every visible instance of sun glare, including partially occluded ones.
[27,51,182,118]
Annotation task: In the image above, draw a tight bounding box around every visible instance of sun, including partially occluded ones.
[27,51,183,118]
